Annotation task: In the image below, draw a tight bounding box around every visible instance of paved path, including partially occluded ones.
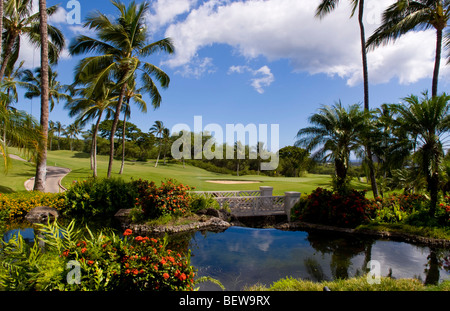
[8,154,71,193]
[24,166,71,193]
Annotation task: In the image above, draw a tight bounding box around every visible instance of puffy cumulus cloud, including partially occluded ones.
[146,0,198,32]
[161,0,449,86]
[228,65,275,93]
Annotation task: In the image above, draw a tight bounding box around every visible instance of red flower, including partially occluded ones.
[123,229,132,236]
[81,247,87,253]
[163,273,170,280]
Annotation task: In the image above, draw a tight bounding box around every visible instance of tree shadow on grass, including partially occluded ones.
[71,152,90,159]
[0,185,15,193]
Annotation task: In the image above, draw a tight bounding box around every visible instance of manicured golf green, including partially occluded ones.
[1,149,372,196]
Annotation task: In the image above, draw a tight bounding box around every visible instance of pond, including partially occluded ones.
[3,225,449,291]
[183,227,449,290]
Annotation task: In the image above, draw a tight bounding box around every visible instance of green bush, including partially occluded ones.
[189,193,220,213]
[63,178,138,221]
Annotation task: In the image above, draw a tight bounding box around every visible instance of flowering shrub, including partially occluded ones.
[1,221,197,291]
[0,191,66,220]
[60,228,196,291]
[132,179,193,220]
[291,187,375,228]
[372,193,427,223]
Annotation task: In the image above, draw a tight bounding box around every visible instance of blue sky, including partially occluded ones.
[12,0,450,150]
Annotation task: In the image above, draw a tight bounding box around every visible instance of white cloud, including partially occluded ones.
[228,65,275,93]
[161,0,449,86]
[175,56,216,78]
[146,0,198,32]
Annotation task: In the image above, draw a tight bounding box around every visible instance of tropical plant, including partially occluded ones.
[366,0,450,97]
[66,84,117,177]
[295,102,366,192]
[150,120,165,167]
[69,0,174,178]
[0,106,40,173]
[392,92,450,215]
[33,0,51,191]
[0,0,65,81]
[316,0,380,197]
[118,78,147,174]
[21,66,71,112]
[64,121,83,152]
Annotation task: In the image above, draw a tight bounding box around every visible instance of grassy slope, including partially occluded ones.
[1,149,372,195]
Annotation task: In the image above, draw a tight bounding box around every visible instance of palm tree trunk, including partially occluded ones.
[155,142,161,167]
[0,34,18,82]
[432,28,443,98]
[358,0,379,198]
[119,112,127,174]
[92,112,102,178]
[107,83,127,178]
[0,0,3,82]
[34,0,49,192]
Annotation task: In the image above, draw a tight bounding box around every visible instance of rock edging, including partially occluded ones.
[124,217,231,235]
[276,221,450,248]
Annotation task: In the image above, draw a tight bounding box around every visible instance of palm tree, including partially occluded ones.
[392,91,450,216]
[54,121,64,150]
[162,127,170,165]
[1,0,65,81]
[0,106,40,172]
[64,121,83,151]
[295,102,366,192]
[150,120,165,167]
[69,0,174,178]
[316,0,379,197]
[33,0,50,192]
[66,84,117,177]
[118,78,147,174]
[366,0,449,97]
[21,66,71,112]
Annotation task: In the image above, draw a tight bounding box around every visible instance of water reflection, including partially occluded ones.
[175,227,449,291]
[3,225,449,291]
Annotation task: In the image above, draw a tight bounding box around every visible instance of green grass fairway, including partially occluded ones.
[0,157,36,193]
[1,149,372,196]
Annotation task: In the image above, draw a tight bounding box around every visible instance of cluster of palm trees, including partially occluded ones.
[316,0,450,199]
[0,0,174,189]
[307,0,449,214]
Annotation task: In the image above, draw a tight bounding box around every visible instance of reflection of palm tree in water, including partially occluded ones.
[306,232,375,280]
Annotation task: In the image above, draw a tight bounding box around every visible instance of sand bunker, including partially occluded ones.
[206,180,261,184]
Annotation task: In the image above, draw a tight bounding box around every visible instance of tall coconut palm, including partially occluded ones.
[1,0,65,81]
[66,83,117,177]
[118,78,147,174]
[69,0,174,178]
[150,120,165,167]
[54,120,63,150]
[392,91,450,216]
[295,102,366,192]
[33,0,50,192]
[316,0,379,197]
[21,66,71,112]
[366,0,450,97]
[162,127,170,165]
